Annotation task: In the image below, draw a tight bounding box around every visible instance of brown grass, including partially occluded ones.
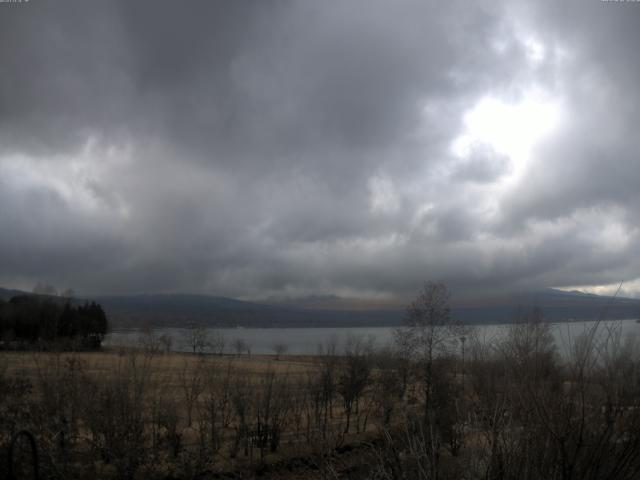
[1,349,319,378]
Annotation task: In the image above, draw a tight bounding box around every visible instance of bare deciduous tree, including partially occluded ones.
[180,358,205,427]
[400,282,461,416]
[232,338,249,356]
[182,323,209,354]
[338,335,373,434]
[210,329,225,355]
[272,342,288,360]
[159,333,173,354]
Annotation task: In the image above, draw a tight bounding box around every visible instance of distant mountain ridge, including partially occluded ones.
[0,287,30,300]
[94,293,401,328]
[2,287,640,328]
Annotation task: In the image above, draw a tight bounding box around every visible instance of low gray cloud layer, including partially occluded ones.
[1,0,640,300]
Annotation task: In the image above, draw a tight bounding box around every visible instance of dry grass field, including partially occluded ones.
[1,349,320,382]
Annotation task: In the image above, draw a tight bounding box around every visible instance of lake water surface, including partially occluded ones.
[104,319,640,356]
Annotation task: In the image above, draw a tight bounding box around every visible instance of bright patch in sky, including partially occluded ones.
[0,139,131,219]
[452,91,562,168]
[368,174,400,214]
[556,280,640,300]
[524,37,546,63]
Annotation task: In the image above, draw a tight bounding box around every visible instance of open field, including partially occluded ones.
[1,350,321,380]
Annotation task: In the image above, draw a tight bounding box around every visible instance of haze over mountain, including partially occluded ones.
[3,287,639,329]
[64,289,640,328]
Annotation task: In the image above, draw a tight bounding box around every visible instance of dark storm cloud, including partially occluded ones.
[1,0,640,300]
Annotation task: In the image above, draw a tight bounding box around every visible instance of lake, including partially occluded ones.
[104,319,640,356]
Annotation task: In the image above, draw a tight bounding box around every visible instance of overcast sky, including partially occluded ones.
[1,0,640,301]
